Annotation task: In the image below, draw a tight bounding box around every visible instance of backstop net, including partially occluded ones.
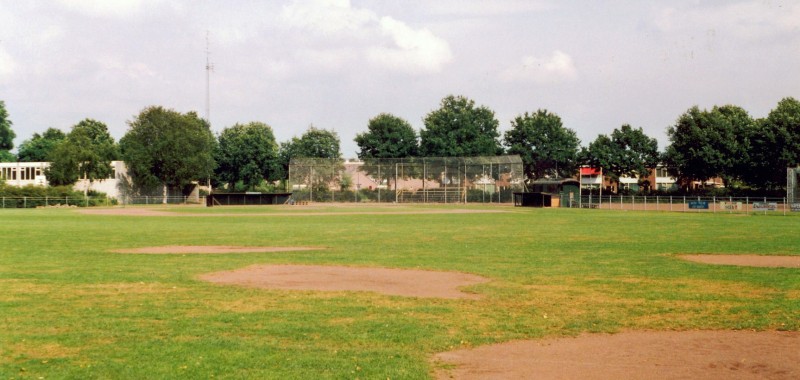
[288,155,524,203]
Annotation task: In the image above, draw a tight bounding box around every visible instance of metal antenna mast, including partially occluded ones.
[205,31,214,126]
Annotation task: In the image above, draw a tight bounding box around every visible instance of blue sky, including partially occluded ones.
[1,0,798,157]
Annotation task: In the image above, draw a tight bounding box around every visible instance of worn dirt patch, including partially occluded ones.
[198,264,489,299]
[111,246,323,254]
[433,330,800,379]
[679,254,800,268]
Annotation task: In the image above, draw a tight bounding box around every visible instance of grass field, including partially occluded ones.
[1,205,799,379]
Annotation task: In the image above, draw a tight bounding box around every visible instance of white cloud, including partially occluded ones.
[281,0,377,36]
[281,0,452,74]
[422,0,554,16]
[56,0,171,18]
[501,51,577,84]
[0,49,16,82]
[654,1,800,41]
[367,16,453,74]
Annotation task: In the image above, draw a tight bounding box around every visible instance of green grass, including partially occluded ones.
[1,205,799,379]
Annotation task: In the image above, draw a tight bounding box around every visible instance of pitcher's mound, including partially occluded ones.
[433,330,800,379]
[199,264,489,299]
[112,246,323,254]
[679,254,800,268]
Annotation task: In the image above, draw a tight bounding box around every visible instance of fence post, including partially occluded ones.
[683,196,686,212]
[713,196,716,213]
[24,196,27,208]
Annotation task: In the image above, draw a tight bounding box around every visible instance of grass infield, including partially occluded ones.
[1,205,799,379]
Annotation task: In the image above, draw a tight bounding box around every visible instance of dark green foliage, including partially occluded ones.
[46,119,119,186]
[664,105,755,188]
[582,124,659,186]
[504,110,580,180]
[0,183,113,207]
[0,100,16,160]
[120,106,217,195]
[215,122,279,191]
[277,126,342,179]
[745,97,800,189]
[420,95,503,157]
[355,113,418,159]
[17,128,66,162]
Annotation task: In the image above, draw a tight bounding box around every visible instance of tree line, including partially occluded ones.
[1,95,799,195]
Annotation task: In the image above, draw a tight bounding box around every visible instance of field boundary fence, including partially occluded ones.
[0,196,202,208]
[559,194,796,215]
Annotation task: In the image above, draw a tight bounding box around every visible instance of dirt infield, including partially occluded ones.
[199,264,489,299]
[111,246,323,254]
[433,330,800,379]
[679,254,800,268]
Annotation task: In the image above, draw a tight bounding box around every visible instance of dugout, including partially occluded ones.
[206,192,292,207]
[514,179,580,208]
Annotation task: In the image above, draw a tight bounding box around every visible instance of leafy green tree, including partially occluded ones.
[582,124,659,191]
[215,122,280,191]
[744,97,800,189]
[0,100,16,161]
[504,110,580,181]
[17,128,67,162]
[46,119,119,190]
[120,106,216,200]
[278,126,342,176]
[278,126,343,196]
[664,105,754,188]
[355,113,418,159]
[420,95,503,157]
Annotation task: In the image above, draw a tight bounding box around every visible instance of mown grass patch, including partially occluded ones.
[1,206,798,378]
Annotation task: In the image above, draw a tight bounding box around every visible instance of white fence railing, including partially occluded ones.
[560,195,796,215]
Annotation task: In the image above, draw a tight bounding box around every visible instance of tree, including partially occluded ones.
[17,128,67,162]
[504,110,580,181]
[355,113,418,159]
[664,105,754,188]
[46,119,119,190]
[420,95,503,157]
[0,100,16,161]
[744,97,800,189]
[120,106,216,200]
[582,124,659,191]
[278,126,343,195]
[278,126,342,176]
[215,121,280,191]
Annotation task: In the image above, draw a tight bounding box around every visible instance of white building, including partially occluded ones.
[0,160,128,199]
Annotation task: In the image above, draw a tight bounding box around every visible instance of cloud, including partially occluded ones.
[281,0,452,74]
[501,51,577,84]
[367,16,453,74]
[422,0,555,16]
[0,48,16,82]
[281,0,377,36]
[653,1,800,41]
[56,0,172,18]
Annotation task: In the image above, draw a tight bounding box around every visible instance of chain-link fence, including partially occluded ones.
[0,195,202,208]
[556,194,796,215]
[288,156,525,203]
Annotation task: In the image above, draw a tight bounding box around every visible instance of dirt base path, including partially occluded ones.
[679,254,800,268]
[199,264,489,299]
[433,330,800,379]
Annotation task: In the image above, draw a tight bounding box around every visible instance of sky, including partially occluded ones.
[1,0,798,158]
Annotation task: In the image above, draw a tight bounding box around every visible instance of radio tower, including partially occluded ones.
[205,31,214,126]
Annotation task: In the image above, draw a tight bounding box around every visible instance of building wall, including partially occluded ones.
[1,160,127,199]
